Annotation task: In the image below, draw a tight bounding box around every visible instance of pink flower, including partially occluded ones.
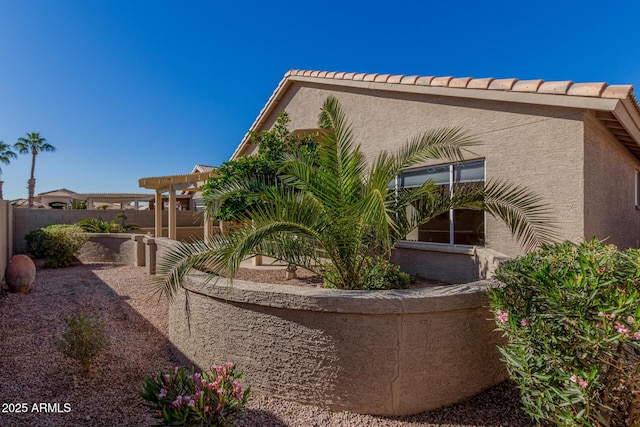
[194,373,201,382]
[187,400,195,408]
[163,374,171,383]
[158,388,167,399]
[520,318,529,326]
[236,393,243,400]
[227,362,234,369]
[496,310,509,323]
[204,406,210,413]
[217,388,224,395]
[633,332,640,340]
[615,322,630,335]
[570,375,588,388]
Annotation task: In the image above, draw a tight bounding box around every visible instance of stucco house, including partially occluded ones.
[231,69,640,282]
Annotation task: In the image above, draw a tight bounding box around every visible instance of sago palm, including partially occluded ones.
[14,132,56,207]
[0,140,18,199]
[155,96,557,297]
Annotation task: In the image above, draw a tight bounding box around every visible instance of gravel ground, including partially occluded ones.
[0,263,538,427]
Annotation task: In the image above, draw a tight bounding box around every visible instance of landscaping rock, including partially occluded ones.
[5,254,36,292]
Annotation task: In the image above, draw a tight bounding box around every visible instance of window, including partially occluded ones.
[398,160,485,245]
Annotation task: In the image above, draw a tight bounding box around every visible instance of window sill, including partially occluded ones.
[396,241,477,255]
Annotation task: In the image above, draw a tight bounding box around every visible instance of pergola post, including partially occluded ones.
[155,190,163,238]
[168,185,177,240]
[87,198,94,210]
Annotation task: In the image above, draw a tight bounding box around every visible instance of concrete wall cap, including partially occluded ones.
[363,73,379,82]
[386,74,405,84]
[374,74,392,83]
[182,273,500,315]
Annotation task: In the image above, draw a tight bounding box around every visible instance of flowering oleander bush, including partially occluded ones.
[139,363,250,426]
[323,255,411,290]
[489,239,640,426]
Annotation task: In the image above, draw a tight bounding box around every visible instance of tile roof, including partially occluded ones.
[232,69,640,160]
[285,69,635,101]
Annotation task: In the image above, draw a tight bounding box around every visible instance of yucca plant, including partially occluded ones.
[154,96,557,297]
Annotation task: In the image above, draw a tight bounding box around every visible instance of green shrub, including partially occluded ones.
[489,239,640,426]
[140,363,250,426]
[75,214,139,233]
[25,224,88,268]
[324,256,412,290]
[51,312,110,371]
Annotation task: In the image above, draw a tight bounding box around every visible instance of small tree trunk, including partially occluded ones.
[27,179,35,207]
[0,180,3,200]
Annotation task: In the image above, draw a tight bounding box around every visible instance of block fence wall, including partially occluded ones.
[12,209,205,253]
[0,201,12,283]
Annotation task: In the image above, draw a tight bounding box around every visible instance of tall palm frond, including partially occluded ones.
[0,141,17,175]
[155,96,557,298]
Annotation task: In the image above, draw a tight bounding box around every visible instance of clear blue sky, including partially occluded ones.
[1,0,639,201]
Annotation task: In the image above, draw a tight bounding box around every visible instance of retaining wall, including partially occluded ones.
[169,273,508,416]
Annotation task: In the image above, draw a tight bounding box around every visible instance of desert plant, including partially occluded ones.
[139,363,250,426]
[155,96,557,295]
[324,255,412,290]
[489,239,640,426]
[25,224,87,267]
[14,132,56,207]
[51,312,110,372]
[75,214,139,233]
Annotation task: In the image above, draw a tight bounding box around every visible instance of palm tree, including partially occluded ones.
[155,96,557,297]
[14,132,56,207]
[0,140,18,200]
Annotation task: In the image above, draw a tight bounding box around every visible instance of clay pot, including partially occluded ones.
[5,255,36,293]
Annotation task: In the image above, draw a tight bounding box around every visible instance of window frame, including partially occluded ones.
[397,159,486,247]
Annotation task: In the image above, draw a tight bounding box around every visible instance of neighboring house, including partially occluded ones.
[185,164,217,210]
[231,69,640,282]
[32,188,154,210]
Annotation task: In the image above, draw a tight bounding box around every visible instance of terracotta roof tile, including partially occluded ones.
[431,76,453,87]
[285,69,635,101]
[415,76,435,86]
[401,75,420,85]
[512,80,544,92]
[489,78,518,91]
[538,81,573,94]
[386,75,405,84]
[567,82,607,97]
[602,85,633,99]
[449,77,472,88]
[467,78,494,89]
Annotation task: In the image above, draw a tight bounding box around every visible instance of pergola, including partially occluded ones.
[138,171,217,240]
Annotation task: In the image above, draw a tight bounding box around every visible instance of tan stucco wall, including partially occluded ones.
[246,83,586,258]
[169,273,507,416]
[0,200,12,282]
[13,209,204,253]
[584,113,640,249]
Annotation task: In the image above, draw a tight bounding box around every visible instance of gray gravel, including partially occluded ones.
[0,263,538,426]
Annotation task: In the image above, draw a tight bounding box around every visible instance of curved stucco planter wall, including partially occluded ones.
[169,273,508,416]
